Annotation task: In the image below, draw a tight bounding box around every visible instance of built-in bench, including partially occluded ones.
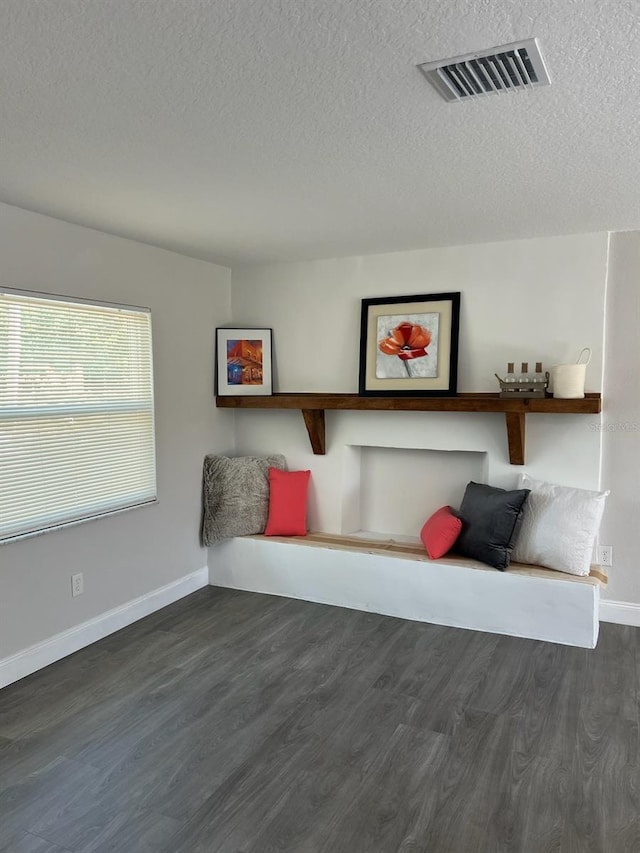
[211,532,607,648]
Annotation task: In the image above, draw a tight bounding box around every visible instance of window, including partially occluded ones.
[0,289,157,543]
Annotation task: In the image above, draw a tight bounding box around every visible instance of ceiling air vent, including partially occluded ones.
[418,38,551,103]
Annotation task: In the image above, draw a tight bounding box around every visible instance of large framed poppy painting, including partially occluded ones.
[216,328,273,396]
[358,292,460,396]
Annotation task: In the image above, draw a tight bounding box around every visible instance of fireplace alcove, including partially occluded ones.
[346,445,484,539]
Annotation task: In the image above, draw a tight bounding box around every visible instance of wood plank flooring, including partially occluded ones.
[1,587,639,852]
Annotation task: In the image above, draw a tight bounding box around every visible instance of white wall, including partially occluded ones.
[600,231,640,607]
[233,235,608,394]
[0,203,234,659]
[229,234,608,534]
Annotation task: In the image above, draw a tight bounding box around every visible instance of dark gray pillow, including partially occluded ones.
[455,481,531,570]
[202,454,287,545]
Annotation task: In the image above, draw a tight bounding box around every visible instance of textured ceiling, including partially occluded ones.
[1,0,639,265]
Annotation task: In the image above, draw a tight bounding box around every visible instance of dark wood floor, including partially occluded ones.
[0,588,638,853]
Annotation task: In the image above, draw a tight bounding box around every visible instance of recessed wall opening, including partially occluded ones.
[343,446,487,540]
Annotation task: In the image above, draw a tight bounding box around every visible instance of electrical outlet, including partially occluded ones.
[596,546,613,568]
[71,572,84,597]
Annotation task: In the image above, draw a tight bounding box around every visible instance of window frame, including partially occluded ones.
[0,287,158,544]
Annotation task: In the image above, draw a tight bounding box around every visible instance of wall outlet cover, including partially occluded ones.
[71,573,84,597]
[596,546,613,567]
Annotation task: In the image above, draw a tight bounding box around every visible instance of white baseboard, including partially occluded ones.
[0,566,208,690]
[600,599,640,627]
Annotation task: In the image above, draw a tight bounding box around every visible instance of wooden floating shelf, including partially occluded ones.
[216,392,602,465]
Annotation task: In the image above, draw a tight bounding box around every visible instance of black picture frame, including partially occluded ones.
[358,292,460,396]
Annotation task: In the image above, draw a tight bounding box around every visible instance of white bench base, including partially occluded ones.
[210,534,602,648]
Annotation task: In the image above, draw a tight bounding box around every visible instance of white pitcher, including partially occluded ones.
[551,348,592,399]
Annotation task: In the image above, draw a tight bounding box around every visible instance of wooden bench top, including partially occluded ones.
[247,531,608,588]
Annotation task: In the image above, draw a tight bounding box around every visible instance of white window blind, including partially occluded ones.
[0,289,157,543]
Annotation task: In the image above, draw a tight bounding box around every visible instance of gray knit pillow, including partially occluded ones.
[202,454,287,545]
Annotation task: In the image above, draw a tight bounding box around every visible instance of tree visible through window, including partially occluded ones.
[0,289,157,542]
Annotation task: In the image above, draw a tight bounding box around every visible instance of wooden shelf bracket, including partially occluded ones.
[301,409,326,455]
[505,412,526,466]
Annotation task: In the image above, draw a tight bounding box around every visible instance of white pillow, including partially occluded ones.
[512,474,609,576]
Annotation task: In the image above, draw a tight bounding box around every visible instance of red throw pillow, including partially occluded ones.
[264,468,311,536]
[420,506,462,559]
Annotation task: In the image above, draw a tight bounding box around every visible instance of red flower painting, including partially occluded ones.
[379,322,432,361]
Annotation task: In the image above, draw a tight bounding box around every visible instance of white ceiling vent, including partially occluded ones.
[418,38,551,103]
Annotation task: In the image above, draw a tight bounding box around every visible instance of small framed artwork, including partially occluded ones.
[359,292,460,396]
[216,328,273,396]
